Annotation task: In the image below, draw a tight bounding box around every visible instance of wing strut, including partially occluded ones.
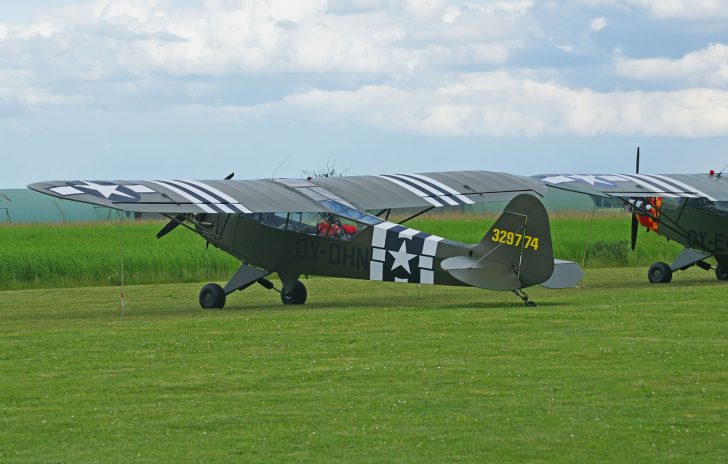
[399,207,434,225]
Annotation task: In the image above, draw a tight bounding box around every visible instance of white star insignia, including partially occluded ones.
[77,181,135,199]
[388,241,416,274]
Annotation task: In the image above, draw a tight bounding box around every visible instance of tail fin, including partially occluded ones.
[441,194,559,291]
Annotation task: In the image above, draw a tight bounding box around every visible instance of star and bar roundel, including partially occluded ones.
[49,180,252,213]
[370,222,443,284]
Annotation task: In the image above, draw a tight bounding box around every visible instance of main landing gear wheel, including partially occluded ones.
[281,280,307,305]
[199,283,226,309]
[648,262,672,284]
[716,265,728,281]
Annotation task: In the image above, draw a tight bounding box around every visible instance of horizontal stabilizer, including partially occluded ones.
[441,256,520,291]
[541,260,583,289]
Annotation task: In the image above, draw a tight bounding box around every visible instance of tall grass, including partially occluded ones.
[0,213,684,290]
[0,222,238,290]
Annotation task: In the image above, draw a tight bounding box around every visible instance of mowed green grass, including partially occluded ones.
[1,269,727,463]
[0,214,682,291]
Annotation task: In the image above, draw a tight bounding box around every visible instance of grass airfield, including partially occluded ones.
[2,268,727,463]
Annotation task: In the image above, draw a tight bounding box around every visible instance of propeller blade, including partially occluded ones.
[631,213,638,251]
[635,146,640,174]
[225,172,234,180]
[157,214,187,239]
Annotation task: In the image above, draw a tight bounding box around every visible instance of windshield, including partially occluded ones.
[319,199,383,225]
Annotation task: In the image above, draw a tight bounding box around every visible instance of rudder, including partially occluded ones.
[441,194,555,290]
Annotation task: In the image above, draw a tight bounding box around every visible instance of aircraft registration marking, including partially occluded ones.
[490,228,540,251]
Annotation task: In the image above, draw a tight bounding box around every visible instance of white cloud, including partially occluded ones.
[0,70,77,110]
[624,0,728,19]
[556,44,575,53]
[615,43,728,87]
[2,0,728,140]
[240,72,728,137]
[589,17,607,31]
[0,0,531,80]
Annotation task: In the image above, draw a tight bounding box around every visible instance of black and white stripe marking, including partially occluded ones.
[543,174,716,201]
[149,181,220,213]
[181,180,252,213]
[648,174,715,201]
[149,181,252,214]
[370,221,442,284]
[378,174,474,207]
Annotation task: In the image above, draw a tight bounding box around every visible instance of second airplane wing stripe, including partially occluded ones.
[649,174,716,201]
[616,174,679,197]
[631,174,701,198]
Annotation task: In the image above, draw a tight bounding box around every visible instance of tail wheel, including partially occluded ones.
[281,281,307,305]
[199,283,226,309]
[716,265,728,281]
[648,262,672,284]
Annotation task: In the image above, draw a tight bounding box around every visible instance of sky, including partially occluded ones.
[2,0,728,188]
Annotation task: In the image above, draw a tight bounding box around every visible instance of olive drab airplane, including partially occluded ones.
[536,150,728,284]
[30,171,583,308]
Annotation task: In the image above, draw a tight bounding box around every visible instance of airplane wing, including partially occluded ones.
[534,173,728,202]
[28,171,546,214]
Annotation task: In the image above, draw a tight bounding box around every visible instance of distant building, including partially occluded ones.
[0,189,132,223]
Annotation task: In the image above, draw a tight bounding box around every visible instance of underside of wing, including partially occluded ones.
[535,173,728,201]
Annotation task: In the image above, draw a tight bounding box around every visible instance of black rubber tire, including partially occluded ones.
[526,301,538,308]
[281,281,307,305]
[716,265,728,281]
[648,262,673,284]
[199,283,226,309]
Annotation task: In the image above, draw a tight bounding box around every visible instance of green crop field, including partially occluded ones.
[0,214,682,291]
[1,269,727,463]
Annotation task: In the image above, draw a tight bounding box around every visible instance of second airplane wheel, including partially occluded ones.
[281,281,307,305]
[199,283,226,309]
[648,262,673,284]
[716,265,728,281]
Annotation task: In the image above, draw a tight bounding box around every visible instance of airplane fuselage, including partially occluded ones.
[195,213,468,286]
[643,197,728,267]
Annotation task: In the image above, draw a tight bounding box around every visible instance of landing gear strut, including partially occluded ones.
[513,289,538,307]
[198,265,309,309]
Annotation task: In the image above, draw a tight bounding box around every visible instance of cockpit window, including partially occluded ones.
[255,208,375,241]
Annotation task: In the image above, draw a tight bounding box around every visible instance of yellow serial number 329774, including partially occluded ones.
[490,228,540,251]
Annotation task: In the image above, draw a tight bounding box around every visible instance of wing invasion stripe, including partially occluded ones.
[167,180,236,213]
[388,175,461,206]
[149,181,218,213]
[377,175,446,207]
[405,173,475,204]
[631,174,701,198]
[397,174,452,197]
[616,174,679,197]
[649,174,716,201]
[182,180,252,213]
